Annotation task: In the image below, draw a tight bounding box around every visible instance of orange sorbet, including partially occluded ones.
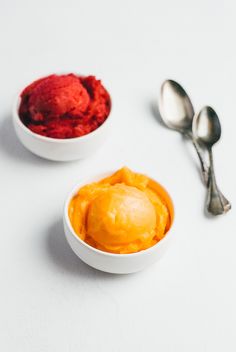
[68,167,173,254]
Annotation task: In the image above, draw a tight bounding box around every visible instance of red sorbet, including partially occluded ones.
[19,74,111,139]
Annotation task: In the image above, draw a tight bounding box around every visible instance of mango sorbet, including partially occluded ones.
[68,167,172,254]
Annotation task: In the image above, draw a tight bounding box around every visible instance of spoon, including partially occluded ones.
[193,106,231,215]
[159,80,209,184]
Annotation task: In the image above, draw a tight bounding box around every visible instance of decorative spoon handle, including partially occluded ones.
[192,138,209,185]
[186,131,209,185]
[207,148,231,215]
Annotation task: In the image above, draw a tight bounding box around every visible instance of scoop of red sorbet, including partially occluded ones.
[19,74,111,139]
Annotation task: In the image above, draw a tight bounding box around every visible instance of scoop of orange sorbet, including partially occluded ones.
[68,167,172,254]
[87,183,156,252]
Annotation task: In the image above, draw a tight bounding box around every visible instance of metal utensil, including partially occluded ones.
[159,79,209,184]
[193,106,231,215]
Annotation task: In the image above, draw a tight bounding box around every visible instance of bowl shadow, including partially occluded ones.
[46,218,134,279]
[0,115,53,165]
[0,115,83,167]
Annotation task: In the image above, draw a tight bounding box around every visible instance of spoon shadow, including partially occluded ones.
[150,100,168,129]
[150,100,205,184]
[149,100,217,219]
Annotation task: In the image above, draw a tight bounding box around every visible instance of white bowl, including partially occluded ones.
[63,171,175,274]
[12,94,113,162]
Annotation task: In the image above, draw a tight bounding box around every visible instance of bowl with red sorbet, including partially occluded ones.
[13,73,112,161]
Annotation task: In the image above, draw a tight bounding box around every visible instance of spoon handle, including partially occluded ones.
[192,138,209,185]
[207,148,231,215]
[186,131,209,184]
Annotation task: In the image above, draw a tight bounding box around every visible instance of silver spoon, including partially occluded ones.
[193,106,231,215]
[159,79,209,184]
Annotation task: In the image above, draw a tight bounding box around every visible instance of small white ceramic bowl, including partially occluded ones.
[12,90,113,162]
[63,171,175,274]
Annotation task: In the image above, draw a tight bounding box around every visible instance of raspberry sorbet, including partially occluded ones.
[19,74,111,139]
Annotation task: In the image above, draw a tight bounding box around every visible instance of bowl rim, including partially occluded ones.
[12,82,113,144]
[63,170,175,258]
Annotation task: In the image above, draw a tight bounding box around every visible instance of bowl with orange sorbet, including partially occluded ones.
[13,73,112,161]
[63,167,174,274]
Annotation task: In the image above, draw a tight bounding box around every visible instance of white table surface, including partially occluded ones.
[1,1,236,351]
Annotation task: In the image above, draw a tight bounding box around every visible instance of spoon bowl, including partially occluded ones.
[193,106,221,147]
[159,80,194,133]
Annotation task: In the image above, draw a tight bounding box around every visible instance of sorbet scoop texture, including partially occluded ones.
[68,167,173,254]
[19,74,111,139]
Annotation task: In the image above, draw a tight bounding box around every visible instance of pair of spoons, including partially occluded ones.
[158,80,231,216]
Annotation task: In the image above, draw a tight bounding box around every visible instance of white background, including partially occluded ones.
[0,0,236,351]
